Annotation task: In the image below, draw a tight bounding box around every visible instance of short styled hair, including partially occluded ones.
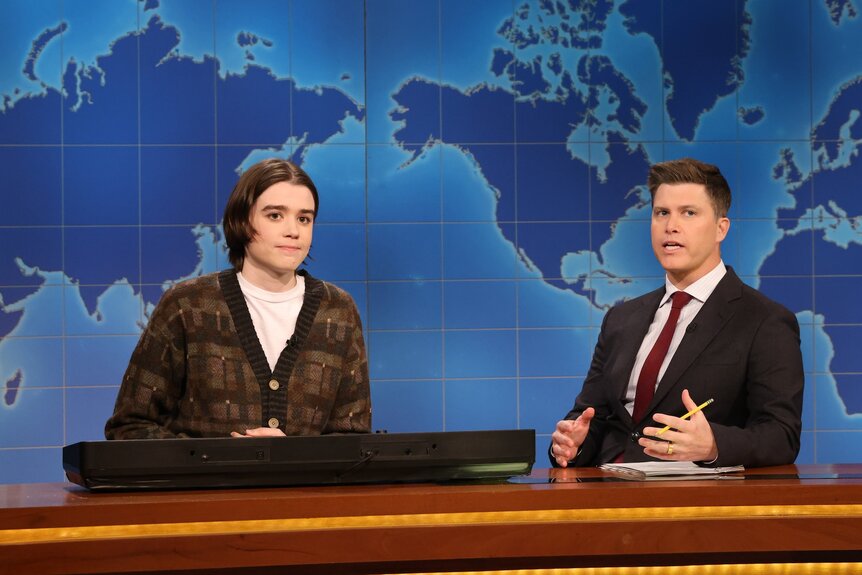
[647,158,731,218]
[222,158,319,270]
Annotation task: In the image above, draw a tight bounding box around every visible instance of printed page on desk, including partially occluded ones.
[599,461,745,481]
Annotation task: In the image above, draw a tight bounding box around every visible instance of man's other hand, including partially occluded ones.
[551,407,595,467]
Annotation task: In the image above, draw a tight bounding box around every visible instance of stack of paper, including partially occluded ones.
[599,461,745,481]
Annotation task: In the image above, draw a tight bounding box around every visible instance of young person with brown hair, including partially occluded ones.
[106,158,370,439]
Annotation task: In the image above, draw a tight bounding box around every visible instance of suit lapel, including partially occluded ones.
[648,269,743,411]
[613,288,664,404]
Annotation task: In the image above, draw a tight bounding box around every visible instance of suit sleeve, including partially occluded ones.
[549,308,616,467]
[708,306,804,467]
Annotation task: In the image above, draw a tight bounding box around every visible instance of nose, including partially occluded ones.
[665,212,680,233]
[283,218,299,238]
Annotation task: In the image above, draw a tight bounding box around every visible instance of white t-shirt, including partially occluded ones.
[237,272,306,371]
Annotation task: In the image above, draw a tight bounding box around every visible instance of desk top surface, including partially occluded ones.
[3,464,862,530]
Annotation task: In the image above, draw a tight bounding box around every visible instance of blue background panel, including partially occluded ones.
[367,145,441,223]
[370,379,443,433]
[518,279,593,328]
[365,0,440,144]
[757,276,813,317]
[816,374,862,431]
[368,223,442,281]
[445,379,517,431]
[657,0,742,142]
[0,387,63,448]
[0,286,63,337]
[141,147,216,225]
[1,0,862,484]
[442,144,514,223]
[443,281,516,329]
[519,328,595,378]
[517,222,590,281]
[444,330,517,379]
[816,432,862,464]
[62,14,139,145]
[443,223,518,280]
[301,144,366,224]
[814,232,862,276]
[516,144,590,222]
[442,82,514,144]
[367,281,442,331]
[304,224,366,282]
[64,227,140,288]
[816,325,862,378]
[139,11,216,145]
[0,146,61,226]
[217,66,291,146]
[0,337,63,390]
[64,282,143,337]
[292,0,365,118]
[63,146,139,226]
[0,448,64,483]
[369,330,442,381]
[816,277,862,325]
[66,386,120,443]
[141,226,211,286]
[797,431,815,464]
[0,228,62,288]
[519,377,584,436]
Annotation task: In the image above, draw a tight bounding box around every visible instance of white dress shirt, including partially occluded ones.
[622,261,727,414]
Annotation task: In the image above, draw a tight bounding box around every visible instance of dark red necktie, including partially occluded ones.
[631,291,694,424]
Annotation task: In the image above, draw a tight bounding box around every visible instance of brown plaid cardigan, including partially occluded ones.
[105,269,371,439]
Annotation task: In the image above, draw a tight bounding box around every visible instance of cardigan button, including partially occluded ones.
[268,417,280,428]
[268,379,280,391]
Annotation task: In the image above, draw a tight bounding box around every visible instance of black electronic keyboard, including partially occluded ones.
[63,429,535,491]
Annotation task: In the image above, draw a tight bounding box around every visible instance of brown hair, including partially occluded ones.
[222,158,319,270]
[647,158,731,218]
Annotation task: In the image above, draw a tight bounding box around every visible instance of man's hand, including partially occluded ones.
[231,427,287,438]
[638,389,718,462]
[551,407,595,468]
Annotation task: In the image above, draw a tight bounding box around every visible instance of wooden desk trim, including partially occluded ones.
[2,465,862,574]
[4,502,862,545]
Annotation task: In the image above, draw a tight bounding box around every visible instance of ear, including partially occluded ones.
[716,217,730,243]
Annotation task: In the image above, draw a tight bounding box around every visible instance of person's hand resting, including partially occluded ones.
[230,427,287,438]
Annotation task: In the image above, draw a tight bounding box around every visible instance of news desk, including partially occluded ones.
[2,465,862,575]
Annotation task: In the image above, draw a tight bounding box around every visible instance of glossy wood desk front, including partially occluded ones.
[2,465,862,575]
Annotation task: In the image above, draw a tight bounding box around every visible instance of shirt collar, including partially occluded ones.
[661,260,727,306]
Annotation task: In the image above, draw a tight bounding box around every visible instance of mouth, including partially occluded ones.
[662,241,683,252]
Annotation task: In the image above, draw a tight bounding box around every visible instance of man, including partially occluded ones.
[105,158,371,439]
[551,158,803,468]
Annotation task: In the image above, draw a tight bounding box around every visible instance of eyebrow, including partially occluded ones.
[653,204,701,210]
[260,204,315,215]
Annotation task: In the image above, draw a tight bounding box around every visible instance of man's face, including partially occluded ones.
[242,181,315,290]
[651,182,729,289]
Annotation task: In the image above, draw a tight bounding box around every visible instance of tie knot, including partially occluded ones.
[670,291,693,309]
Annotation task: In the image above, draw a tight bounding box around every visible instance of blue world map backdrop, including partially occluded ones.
[1,0,861,483]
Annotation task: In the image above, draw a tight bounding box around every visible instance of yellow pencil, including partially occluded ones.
[654,398,714,435]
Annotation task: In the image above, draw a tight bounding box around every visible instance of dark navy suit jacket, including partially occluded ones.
[555,267,804,468]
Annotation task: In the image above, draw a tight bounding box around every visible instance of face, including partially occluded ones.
[651,182,729,289]
[242,181,315,290]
